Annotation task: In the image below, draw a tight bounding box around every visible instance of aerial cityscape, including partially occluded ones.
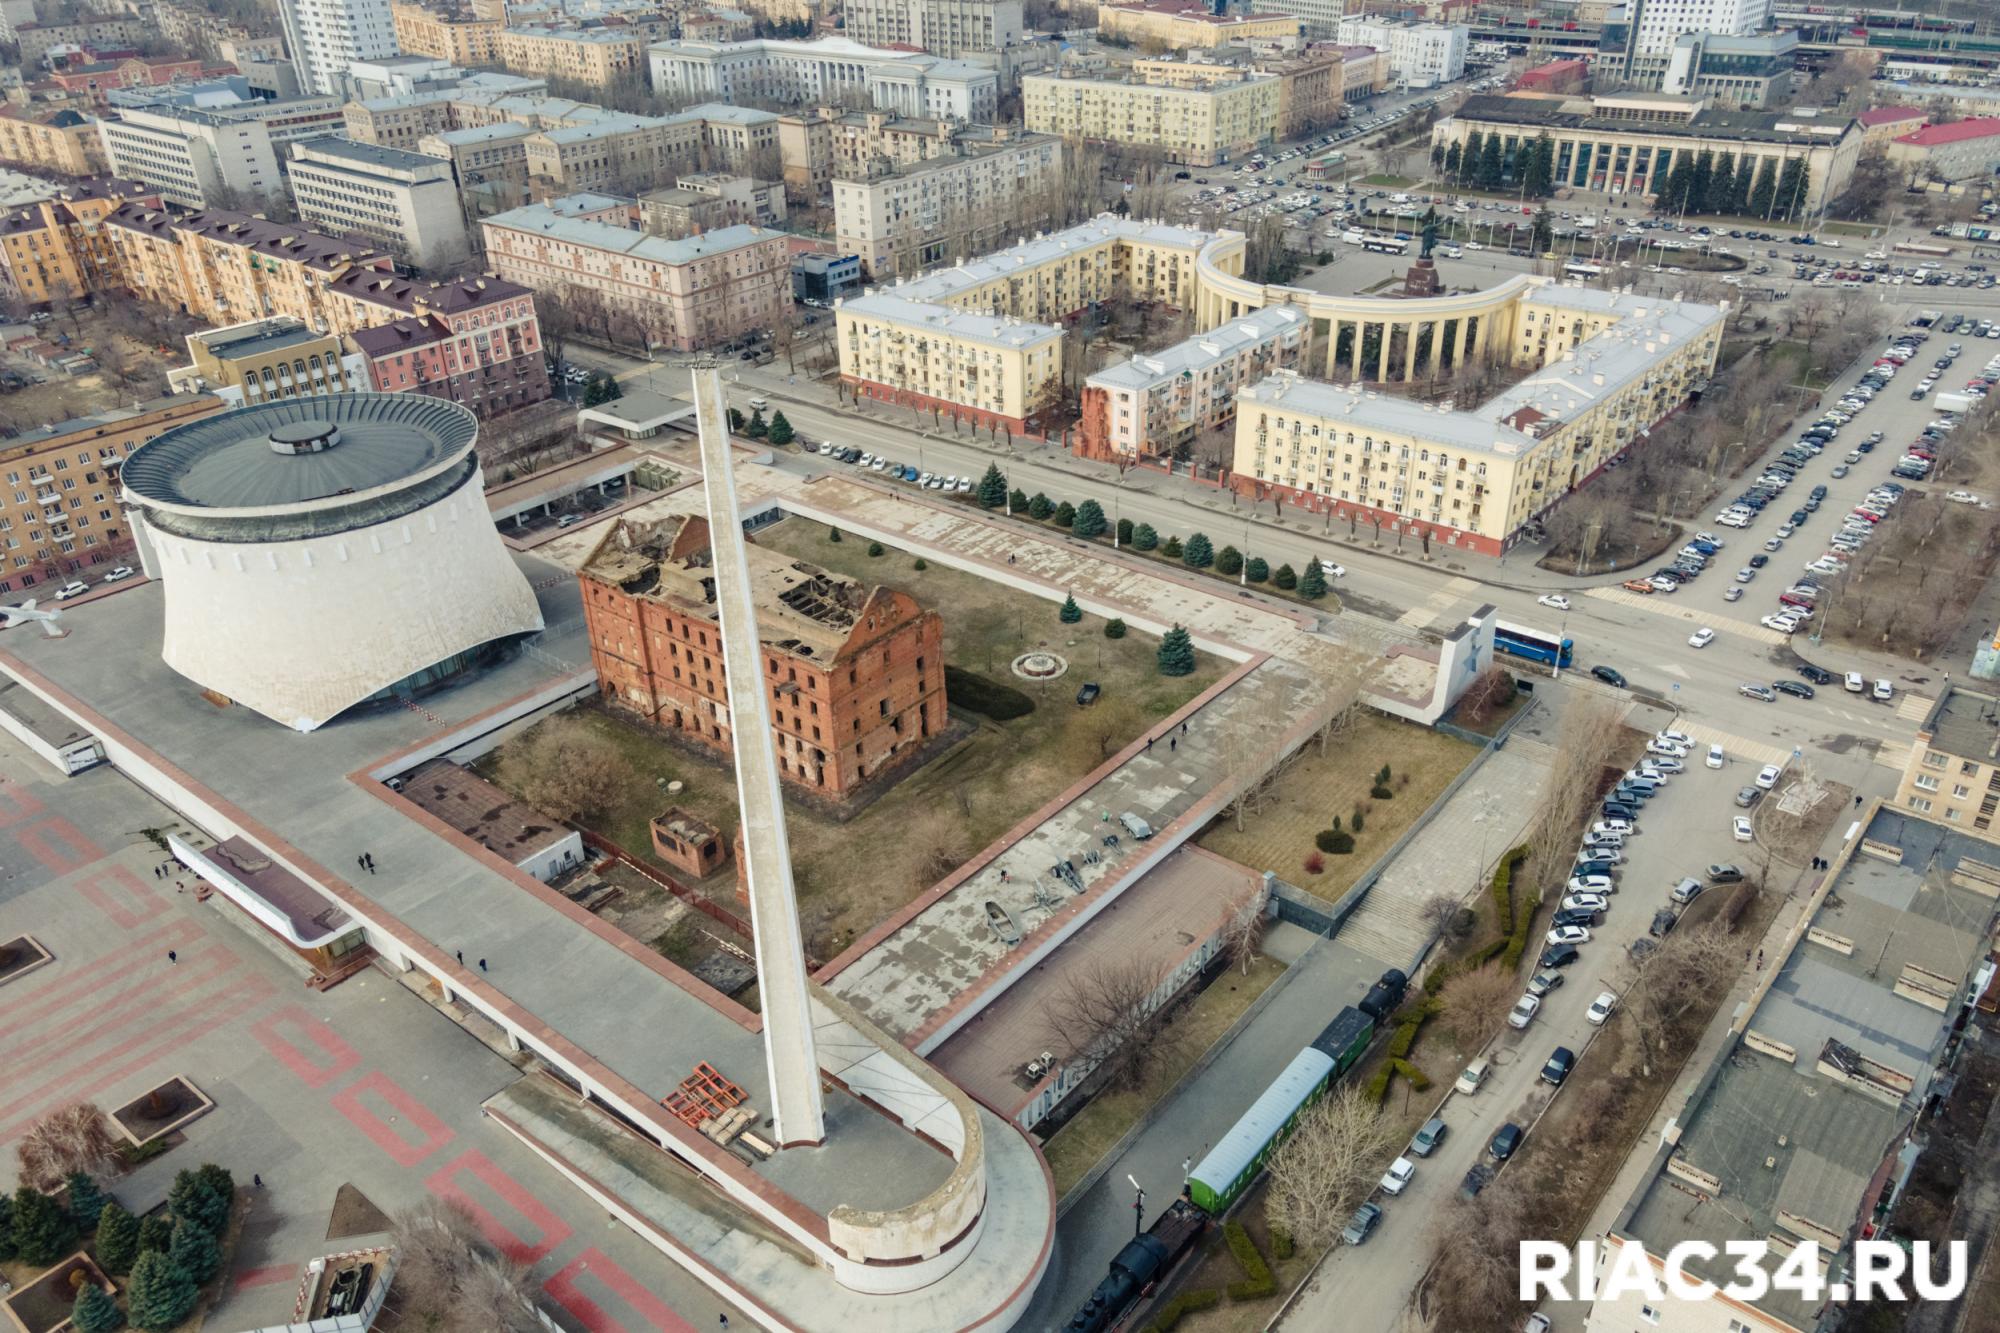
[0,0,1999,1329]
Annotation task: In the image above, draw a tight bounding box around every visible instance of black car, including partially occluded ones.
[1773,679,1816,700]
[1748,554,1769,569]
[1591,665,1628,688]
[1601,801,1637,820]
[1539,942,1580,969]
[1489,1123,1524,1161]
[1541,1047,1576,1086]
[1461,1164,1493,1199]
[1797,663,1835,685]
[1552,907,1600,929]
[1075,682,1101,706]
[1790,510,1810,525]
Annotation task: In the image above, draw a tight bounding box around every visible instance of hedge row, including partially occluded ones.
[1144,1288,1221,1333]
[1224,1221,1276,1301]
[1495,845,1539,970]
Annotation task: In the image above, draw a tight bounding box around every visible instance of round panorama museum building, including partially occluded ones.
[121,394,544,731]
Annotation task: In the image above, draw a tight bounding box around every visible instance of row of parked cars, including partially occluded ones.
[814,441,975,493]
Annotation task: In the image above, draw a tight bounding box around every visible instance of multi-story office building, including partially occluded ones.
[1338,44,1390,100]
[0,109,110,182]
[1078,305,1307,463]
[418,122,534,212]
[833,132,1061,279]
[580,513,947,800]
[1099,0,1301,50]
[1596,18,1796,106]
[836,216,1220,432]
[494,27,647,89]
[1335,16,1468,86]
[779,108,979,202]
[1231,286,1724,556]
[0,179,161,307]
[286,137,470,269]
[640,174,787,238]
[390,1,503,64]
[843,0,1023,58]
[167,318,367,407]
[521,112,702,196]
[278,0,401,97]
[648,37,1000,124]
[96,81,346,210]
[1614,0,1770,60]
[0,393,225,595]
[1022,71,1280,167]
[480,203,790,351]
[1431,93,1862,212]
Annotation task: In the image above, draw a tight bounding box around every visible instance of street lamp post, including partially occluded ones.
[1128,1174,1147,1239]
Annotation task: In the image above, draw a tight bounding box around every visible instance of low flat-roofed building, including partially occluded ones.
[0,675,104,775]
[399,757,586,882]
[167,317,366,407]
[578,513,946,799]
[1586,809,2000,1333]
[1078,304,1307,463]
[1857,104,1929,149]
[1896,684,2000,836]
[1432,92,1861,212]
[793,251,860,305]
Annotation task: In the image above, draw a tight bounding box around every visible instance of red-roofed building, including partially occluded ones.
[1889,117,2000,182]
[1517,58,1588,95]
[341,274,550,417]
[1858,105,1928,149]
[46,53,212,105]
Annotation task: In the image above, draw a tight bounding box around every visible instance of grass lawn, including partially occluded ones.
[1040,954,1286,1197]
[1359,173,1417,188]
[1197,712,1479,898]
[484,517,1224,961]
[1820,220,1882,238]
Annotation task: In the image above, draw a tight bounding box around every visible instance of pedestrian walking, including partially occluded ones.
[167,950,177,964]
[253,1174,262,1188]
[358,855,366,872]
[478,958,488,972]
[456,950,464,965]
[1181,721,1188,734]
[720,1317,730,1331]
[1182,1156,1192,1175]
[1170,737,1177,751]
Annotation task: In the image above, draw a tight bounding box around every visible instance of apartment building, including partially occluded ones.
[1339,44,1390,100]
[522,113,695,196]
[1078,305,1307,463]
[1232,286,1724,556]
[390,1,504,64]
[1099,0,1302,50]
[648,36,1000,124]
[494,27,647,88]
[1889,118,2000,184]
[278,0,401,97]
[0,393,225,595]
[104,204,391,327]
[286,137,471,269]
[836,216,1219,432]
[832,132,1062,279]
[1334,16,1468,86]
[843,0,1023,58]
[96,82,347,210]
[1897,686,2000,835]
[48,56,213,108]
[166,317,367,407]
[580,513,947,800]
[1022,72,1280,167]
[12,17,149,67]
[0,179,161,306]
[339,72,548,148]
[679,9,756,42]
[481,203,789,351]
[151,0,275,64]
[0,109,110,181]
[1133,47,1346,138]
[640,174,786,238]
[418,122,534,210]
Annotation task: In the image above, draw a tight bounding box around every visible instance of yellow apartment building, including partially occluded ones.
[1022,72,1280,166]
[1099,0,1301,49]
[391,2,503,64]
[0,181,156,306]
[493,27,646,89]
[0,108,108,178]
[1898,686,2000,837]
[166,317,363,406]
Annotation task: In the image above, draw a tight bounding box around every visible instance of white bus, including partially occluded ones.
[1363,235,1410,255]
[1564,261,1607,279]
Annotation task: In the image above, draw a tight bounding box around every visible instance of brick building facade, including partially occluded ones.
[578,515,946,799]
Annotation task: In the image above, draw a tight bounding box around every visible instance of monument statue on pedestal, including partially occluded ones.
[1404,205,1443,297]
[1419,206,1440,261]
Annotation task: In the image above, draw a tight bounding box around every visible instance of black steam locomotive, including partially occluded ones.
[1062,1197,1208,1332]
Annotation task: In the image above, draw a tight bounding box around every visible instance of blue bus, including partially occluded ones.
[1493,619,1574,668]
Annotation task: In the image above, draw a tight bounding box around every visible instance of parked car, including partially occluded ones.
[1708,863,1744,884]
[1669,877,1704,905]
[1591,665,1628,688]
[1756,764,1782,789]
[1489,1123,1524,1161]
[1733,815,1756,842]
[1455,1058,1491,1095]
[1342,1201,1383,1246]
[1586,991,1619,1026]
[1546,924,1592,946]
[1541,1047,1575,1086]
[1410,1117,1448,1156]
[51,581,88,600]
[1740,684,1777,702]
[1507,993,1542,1029]
[1735,786,1763,809]
[1526,970,1566,998]
[1379,1158,1416,1196]
[1538,942,1579,969]
[101,566,135,583]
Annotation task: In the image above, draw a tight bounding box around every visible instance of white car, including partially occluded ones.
[1538,593,1571,610]
[1706,743,1726,769]
[1733,816,1755,842]
[52,581,89,600]
[1565,875,1613,895]
[1586,991,1619,1026]
[1546,924,1592,946]
[1874,679,1895,701]
[101,566,135,583]
[1755,764,1782,790]
[1647,739,1689,759]
[1320,560,1347,579]
[1562,892,1610,913]
[1688,627,1716,649]
[1380,1157,1416,1195]
[1948,491,1983,505]
[1591,819,1633,838]
[1658,729,1693,747]
[1507,993,1542,1029]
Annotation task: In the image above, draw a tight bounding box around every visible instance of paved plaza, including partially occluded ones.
[0,726,742,1332]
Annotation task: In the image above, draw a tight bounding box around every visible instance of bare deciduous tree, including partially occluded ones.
[1519,694,1624,910]
[1263,1085,1399,1252]
[1423,1190,1537,1329]
[1626,923,1743,1074]
[1217,884,1266,975]
[1038,957,1186,1094]
[387,1198,542,1333]
[16,1103,120,1190]
[1436,963,1522,1049]
[907,807,971,889]
[507,718,628,824]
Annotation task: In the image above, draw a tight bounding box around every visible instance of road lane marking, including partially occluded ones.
[1668,720,1792,768]
[1582,586,1788,644]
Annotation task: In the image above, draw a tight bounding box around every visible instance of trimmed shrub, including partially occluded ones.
[1132,523,1159,551]
[1273,563,1298,590]
[867,541,885,557]
[1371,784,1393,799]
[1145,1287,1222,1333]
[943,666,1034,721]
[1161,535,1184,559]
[1104,618,1127,639]
[828,526,843,543]
[913,557,928,570]
[1008,488,1029,512]
[1027,492,1054,520]
[1223,1221,1275,1301]
[1316,829,1355,855]
[1365,1066,1394,1102]
[1053,501,1076,528]
[1059,594,1083,624]
[1246,556,1269,583]
[1116,517,1135,545]
[1214,545,1243,576]
[1269,1224,1295,1261]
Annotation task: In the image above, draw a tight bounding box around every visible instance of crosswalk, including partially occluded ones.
[1584,585,1789,645]
[1897,693,1935,722]
[1396,574,1482,629]
[1875,739,1913,771]
[1661,718,1794,769]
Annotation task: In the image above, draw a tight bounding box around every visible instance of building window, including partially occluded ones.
[1640,1308,1661,1326]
